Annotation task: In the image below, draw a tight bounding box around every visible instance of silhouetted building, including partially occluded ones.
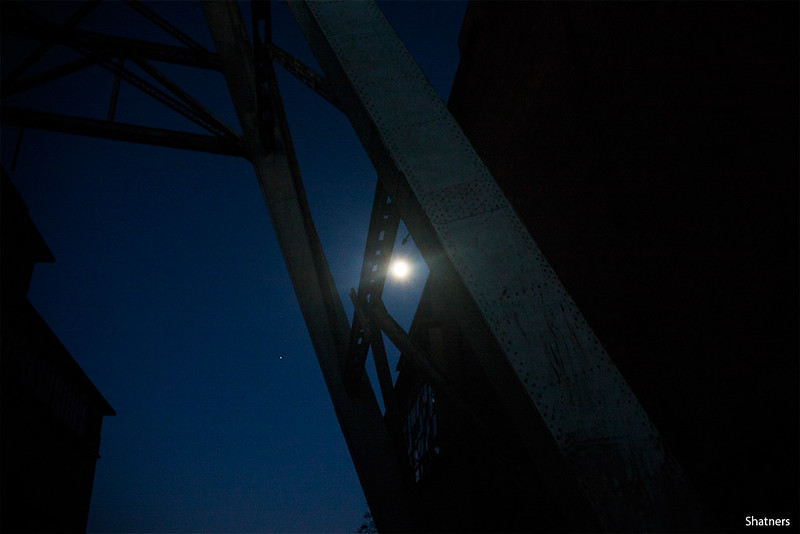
[395,2,799,531]
[1,168,115,533]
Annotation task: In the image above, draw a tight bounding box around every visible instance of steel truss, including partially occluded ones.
[0,2,708,531]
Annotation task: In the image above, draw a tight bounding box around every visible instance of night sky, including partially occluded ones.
[1,1,466,531]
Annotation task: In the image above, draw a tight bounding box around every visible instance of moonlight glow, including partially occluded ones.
[389,259,411,280]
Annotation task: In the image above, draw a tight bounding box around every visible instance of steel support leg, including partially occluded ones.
[202,3,414,531]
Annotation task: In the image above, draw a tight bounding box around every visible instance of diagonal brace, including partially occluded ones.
[262,43,340,110]
[344,181,400,389]
[202,3,415,531]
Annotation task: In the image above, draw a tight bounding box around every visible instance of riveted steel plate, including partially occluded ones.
[290,1,707,530]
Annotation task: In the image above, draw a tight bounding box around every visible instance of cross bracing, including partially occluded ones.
[0,2,709,531]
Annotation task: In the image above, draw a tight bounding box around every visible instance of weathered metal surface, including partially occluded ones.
[203,3,415,531]
[288,1,707,530]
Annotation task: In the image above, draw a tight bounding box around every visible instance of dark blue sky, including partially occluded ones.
[1,1,466,531]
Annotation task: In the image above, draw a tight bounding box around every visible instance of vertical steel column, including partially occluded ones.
[202,3,414,532]
[288,2,707,531]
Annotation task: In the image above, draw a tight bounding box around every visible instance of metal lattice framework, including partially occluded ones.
[0,2,708,531]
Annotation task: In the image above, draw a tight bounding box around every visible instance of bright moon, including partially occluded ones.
[390,259,411,279]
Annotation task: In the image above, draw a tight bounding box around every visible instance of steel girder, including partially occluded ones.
[0,107,246,157]
[0,0,710,530]
[1,14,219,71]
[202,3,415,532]
[287,1,708,531]
[6,3,235,140]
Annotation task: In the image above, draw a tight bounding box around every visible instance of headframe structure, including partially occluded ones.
[1,1,708,531]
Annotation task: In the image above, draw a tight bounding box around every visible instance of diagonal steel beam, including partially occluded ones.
[1,57,97,99]
[5,4,236,140]
[2,20,220,71]
[127,55,239,140]
[344,181,400,389]
[348,289,401,439]
[262,43,339,110]
[122,0,209,53]
[0,107,246,157]
[202,3,415,531]
[288,1,710,531]
[3,0,100,84]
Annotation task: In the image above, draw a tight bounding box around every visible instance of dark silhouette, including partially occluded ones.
[1,168,115,533]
